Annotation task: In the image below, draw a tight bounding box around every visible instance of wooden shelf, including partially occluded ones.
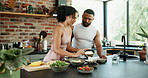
[0,12,50,17]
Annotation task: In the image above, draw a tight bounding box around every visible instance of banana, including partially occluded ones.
[28,61,45,67]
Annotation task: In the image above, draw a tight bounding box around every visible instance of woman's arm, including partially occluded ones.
[66,42,80,52]
[66,25,80,52]
[52,25,84,57]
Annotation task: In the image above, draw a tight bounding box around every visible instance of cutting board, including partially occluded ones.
[22,65,51,72]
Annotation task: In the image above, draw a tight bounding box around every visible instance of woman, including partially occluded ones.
[43,6,85,62]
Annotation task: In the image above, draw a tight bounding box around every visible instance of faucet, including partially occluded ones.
[121,35,127,62]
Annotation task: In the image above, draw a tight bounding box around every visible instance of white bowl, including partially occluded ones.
[85,51,94,57]
[69,58,85,66]
[97,58,107,64]
[50,61,70,72]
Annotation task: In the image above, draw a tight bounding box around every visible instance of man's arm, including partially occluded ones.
[94,30,107,59]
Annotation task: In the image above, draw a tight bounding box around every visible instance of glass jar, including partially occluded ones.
[112,54,119,64]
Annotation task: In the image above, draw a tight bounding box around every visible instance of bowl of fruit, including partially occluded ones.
[77,65,94,73]
[50,60,70,72]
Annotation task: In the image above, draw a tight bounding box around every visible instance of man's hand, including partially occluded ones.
[100,55,107,59]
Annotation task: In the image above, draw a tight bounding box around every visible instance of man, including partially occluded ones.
[72,9,106,59]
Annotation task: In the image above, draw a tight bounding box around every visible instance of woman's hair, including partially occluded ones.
[57,6,77,22]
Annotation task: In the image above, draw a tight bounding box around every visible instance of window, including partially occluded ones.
[107,0,126,45]
[107,0,148,45]
[129,0,148,45]
[72,0,148,46]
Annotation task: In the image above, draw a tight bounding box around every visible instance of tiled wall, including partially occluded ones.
[0,0,72,48]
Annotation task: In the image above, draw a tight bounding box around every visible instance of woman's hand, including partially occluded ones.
[75,49,85,57]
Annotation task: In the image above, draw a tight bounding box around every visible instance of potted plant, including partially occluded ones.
[138,44,146,61]
[0,48,34,78]
[137,27,148,62]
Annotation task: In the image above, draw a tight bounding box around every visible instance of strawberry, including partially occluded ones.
[78,66,92,71]
[84,65,91,71]
[78,67,83,70]
[85,67,90,71]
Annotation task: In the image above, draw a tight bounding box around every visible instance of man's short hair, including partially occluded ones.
[83,9,95,16]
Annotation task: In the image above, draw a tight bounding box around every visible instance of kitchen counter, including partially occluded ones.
[102,46,142,51]
[25,47,142,56]
[21,56,148,78]
[101,46,142,55]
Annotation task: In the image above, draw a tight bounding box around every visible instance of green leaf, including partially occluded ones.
[0,64,6,73]
[21,56,29,66]
[140,27,147,34]
[137,33,148,38]
[5,60,22,71]
[0,50,7,60]
[3,52,17,60]
[137,27,148,38]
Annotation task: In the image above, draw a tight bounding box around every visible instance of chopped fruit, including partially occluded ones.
[78,67,83,70]
[77,65,92,71]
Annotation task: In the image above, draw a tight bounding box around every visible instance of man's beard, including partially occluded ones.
[82,21,91,27]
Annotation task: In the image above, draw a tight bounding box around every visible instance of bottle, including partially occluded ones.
[37,35,43,52]
[13,42,16,48]
[0,2,4,11]
[2,44,5,50]
[21,3,28,13]
[28,5,33,14]
[43,38,47,52]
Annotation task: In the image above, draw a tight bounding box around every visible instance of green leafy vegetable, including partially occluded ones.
[50,60,69,67]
